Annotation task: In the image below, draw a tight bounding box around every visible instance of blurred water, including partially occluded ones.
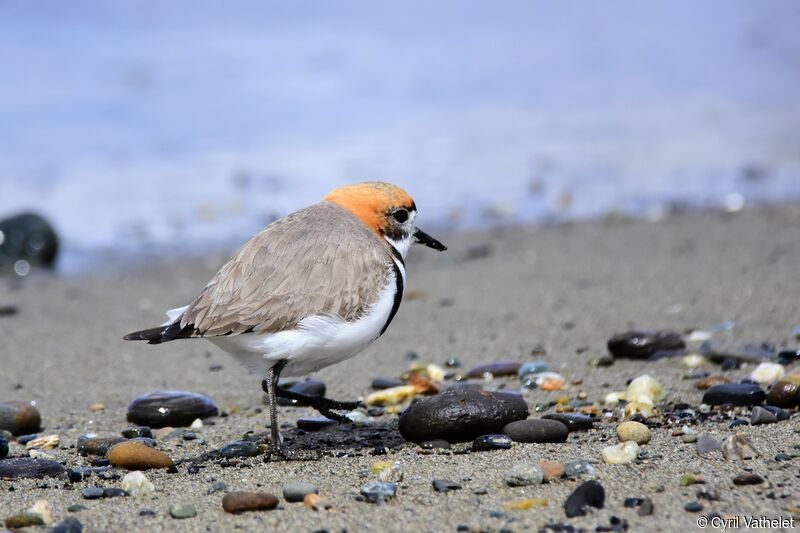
[1,1,799,270]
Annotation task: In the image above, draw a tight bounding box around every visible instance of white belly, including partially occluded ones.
[207,267,400,377]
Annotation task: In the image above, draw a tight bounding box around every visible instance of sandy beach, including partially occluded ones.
[1,204,799,532]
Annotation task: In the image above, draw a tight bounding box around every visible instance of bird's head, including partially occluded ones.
[324,181,447,259]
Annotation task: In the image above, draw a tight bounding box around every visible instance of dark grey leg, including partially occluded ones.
[262,360,287,451]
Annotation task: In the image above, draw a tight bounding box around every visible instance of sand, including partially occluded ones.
[1,204,799,532]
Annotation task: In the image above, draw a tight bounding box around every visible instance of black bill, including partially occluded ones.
[414,228,447,251]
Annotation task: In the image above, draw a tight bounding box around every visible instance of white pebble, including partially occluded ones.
[601,441,641,464]
[626,375,663,403]
[623,401,655,419]
[604,392,626,406]
[27,500,53,524]
[682,354,705,369]
[29,449,55,460]
[189,418,203,430]
[685,330,712,342]
[122,471,155,497]
[750,362,785,385]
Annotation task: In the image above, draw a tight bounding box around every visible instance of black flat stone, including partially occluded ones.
[607,330,685,359]
[127,390,218,428]
[703,383,766,406]
[541,413,596,432]
[472,434,512,451]
[0,457,66,479]
[296,417,338,431]
[502,419,568,443]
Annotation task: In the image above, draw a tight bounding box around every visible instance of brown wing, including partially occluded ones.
[175,201,391,337]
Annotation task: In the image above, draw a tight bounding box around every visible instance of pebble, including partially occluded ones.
[762,405,789,420]
[542,413,596,432]
[296,417,337,431]
[219,440,259,458]
[521,371,567,391]
[502,418,568,443]
[564,459,597,478]
[222,492,279,513]
[283,482,318,502]
[169,503,197,519]
[700,341,775,364]
[766,380,800,408]
[121,427,153,439]
[616,421,650,445]
[25,434,59,450]
[360,481,397,503]
[432,479,462,493]
[208,481,227,494]
[564,480,605,517]
[504,498,548,511]
[77,435,125,456]
[623,401,656,419]
[696,435,722,456]
[398,389,528,443]
[366,385,424,407]
[517,361,549,378]
[419,439,451,450]
[682,354,705,368]
[29,449,55,460]
[750,406,777,425]
[122,471,155,497]
[0,435,7,459]
[0,401,41,435]
[304,493,332,511]
[277,380,326,406]
[465,361,522,378]
[80,488,104,500]
[0,457,66,479]
[722,433,759,460]
[684,501,703,512]
[50,517,83,533]
[695,375,730,390]
[626,375,663,403]
[750,362,785,385]
[345,410,375,426]
[4,512,44,528]
[607,330,685,359]
[702,383,766,406]
[472,434,512,451]
[534,461,563,484]
[732,473,764,485]
[504,463,544,486]
[28,500,53,524]
[639,498,655,516]
[127,390,218,428]
[107,441,174,470]
[371,378,406,390]
[601,441,640,464]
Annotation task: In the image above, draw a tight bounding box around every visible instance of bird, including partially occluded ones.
[124,181,447,453]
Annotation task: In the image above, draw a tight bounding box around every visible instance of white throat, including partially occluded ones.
[384,233,413,259]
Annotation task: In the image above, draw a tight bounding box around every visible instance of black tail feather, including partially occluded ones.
[123,322,195,344]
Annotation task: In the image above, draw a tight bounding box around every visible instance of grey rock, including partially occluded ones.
[0,457,66,479]
[282,481,318,502]
[696,435,722,456]
[504,463,544,487]
[503,418,568,443]
[750,406,777,425]
[564,459,597,478]
[432,479,462,493]
[360,481,397,503]
[169,503,197,519]
[219,440,259,458]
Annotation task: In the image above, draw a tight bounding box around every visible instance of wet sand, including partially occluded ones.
[1,204,799,532]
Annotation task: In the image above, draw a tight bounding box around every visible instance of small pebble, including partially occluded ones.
[722,433,760,460]
[607,330,685,359]
[696,435,722,456]
[564,459,597,478]
[219,440,259,458]
[432,479,462,493]
[282,482,318,503]
[121,427,153,439]
[601,441,640,464]
[684,501,703,512]
[296,417,337,431]
[304,493,332,511]
[207,481,227,494]
[542,413,596,432]
[169,503,197,519]
[702,383,766,406]
[122,471,155,497]
[733,473,764,485]
[695,375,730,390]
[0,401,41,436]
[472,434,512,451]
[502,419,568,443]
[49,517,83,533]
[540,460,565,482]
[0,457,66,479]
[25,434,59,450]
[682,354,705,368]
[750,362,785,385]
[750,406,777,425]
[517,361,549,378]
[466,361,522,378]
[504,498,548,511]
[78,435,125,456]
[81,488,104,500]
[107,441,174,470]
[638,498,654,516]
[360,481,397,503]
[766,380,800,408]
[127,390,218,428]
[222,492,279,513]
[616,421,650,445]
[564,480,605,517]
[626,375,663,403]
[419,439,451,450]
[504,463,544,487]
[0,435,7,459]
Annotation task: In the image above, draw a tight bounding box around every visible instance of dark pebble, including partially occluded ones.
[121,427,152,439]
[775,453,794,462]
[0,213,59,271]
[222,491,279,513]
[0,305,18,317]
[0,457,66,479]
[541,413,596,432]
[432,479,462,493]
[623,498,644,508]
[219,440,259,458]
[778,349,800,364]
[66,505,88,513]
[702,383,766,406]
[103,487,129,498]
[729,419,748,429]
[502,419,568,443]
[277,380,326,406]
[684,501,703,512]
[371,378,406,390]
[607,330,685,359]
[750,406,778,425]
[721,358,740,370]
[420,439,451,450]
[0,435,7,459]
[732,473,764,485]
[296,417,337,431]
[766,380,800,408]
[77,435,126,456]
[16,433,39,445]
[127,390,218,428]
[638,498,654,516]
[762,405,790,420]
[445,358,462,368]
[49,517,83,533]
[81,487,104,500]
[471,434,512,451]
[700,341,775,364]
[465,361,522,378]
[564,480,605,518]
[398,389,528,443]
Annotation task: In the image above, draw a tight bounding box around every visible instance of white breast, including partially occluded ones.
[207,264,399,377]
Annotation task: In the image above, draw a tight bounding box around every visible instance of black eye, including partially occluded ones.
[392,209,409,223]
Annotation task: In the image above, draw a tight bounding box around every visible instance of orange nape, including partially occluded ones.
[324,181,415,236]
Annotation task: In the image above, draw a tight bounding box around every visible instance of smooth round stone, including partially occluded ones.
[750,406,777,425]
[107,441,174,470]
[398,389,528,443]
[517,361,549,378]
[540,460,566,482]
[701,341,775,363]
[222,491,279,513]
[542,413,596,432]
[0,401,42,436]
[762,405,789,420]
[616,421,650,445]
[695,375,730,390]
[282,482,318,502]
[702,383,766,406]
[370,378,406,390]
[277,380,326,406]
[626,375,663,403]
[607,330,685,359]
[564,480,605,518]
[0,213,58,271]
[601,441,640,464]
[472,434,512,451]
[4,513,45,528]
[504,463,544,487]
[684,501,703,512]
[122,471,155,497]
[169,503,197,519]
[360,481,397,503]
[0,457,66,479]
[127,391,218,428]
[219,440,259,459]
[564,459,597,478]
[696,435,722,455]
[81,487,104,500]
[420,439,451,450]
[502,419,568,443]
[750,362,785,385]
[77,435,126,456]
[766,380,800,408]
[465,361,522,378]
[732,473,764,485]
[0,435,7,459]
[49,517,83,533]
[432,479,462,493]
[296,417,337,431]
[121,427,152,439]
